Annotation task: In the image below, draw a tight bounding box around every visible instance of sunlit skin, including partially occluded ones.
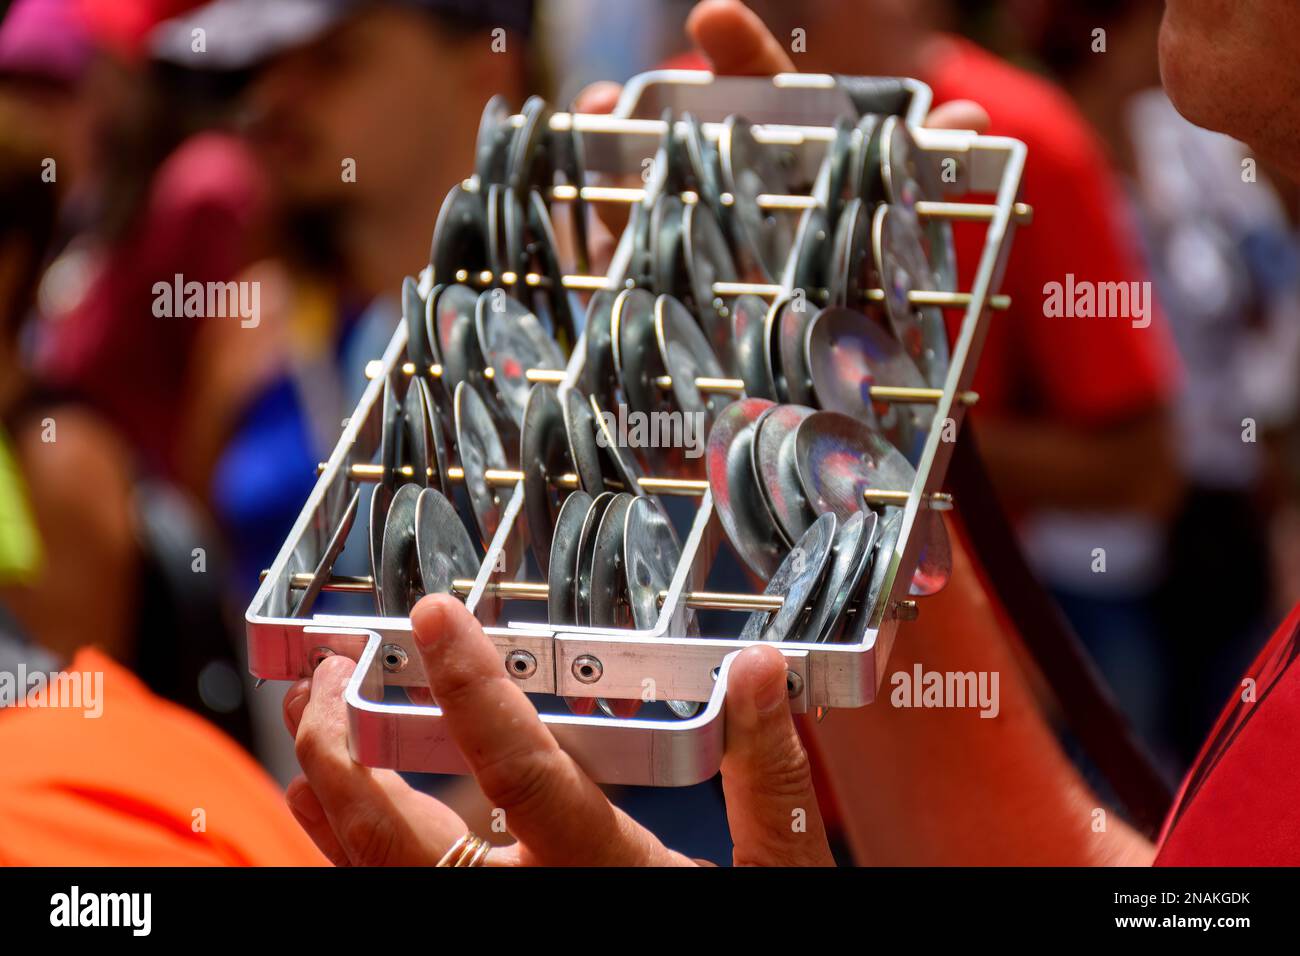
[1159,0,1300,179]
[245,7,524,297]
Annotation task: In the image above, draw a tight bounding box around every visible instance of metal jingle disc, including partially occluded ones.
[622,495,680,631]
[798,509,877,644]
[706,398,787,579]
[590,393,645,494]
[582,289,619,405]
[879,115,956,291]
[654,107,690,195]
[548,489,593,625]
[622,497,700,719]
[430,183,489,286]
[379,483,423,616]
[429,283,483,393]
[682,201,740,375]
[453,381,516,562]
[474,94,513,186]
[589,492,634,629]
[910,509,952,596]
[378,374,403,494]
[861,505,903,625]
[625,200,655,287]
[367,482,394,614]
[829,196,875,309]
[739,512,837,642]
[416,377,453,497]
[823,117,856,227]
[402,276,436,373]
[475,293,565,424]
[414,487,480,597]
[655,294,732,425]
[761,293,798,402]
[485,183,507,278]
[650,193,687,299]
[562,387,605,493]
[787,205,831,300]
[793,411,916,519]
[732,293,777,400]
[613,286,675,426]
[851,113,885,205]
[525,189,578,351]
[776,298,818,406]
[683,112,726,229]
[589,493,643,720]
[506,95,555,196]
[873,202,950,388]
[752,403,818,544]
[401,374,432,489]
[804,306,933,464]
[502,187,577,352]
[520,384,572,574]
[720,115,796,281]
[573,491,616,625]
[553,119,592,273]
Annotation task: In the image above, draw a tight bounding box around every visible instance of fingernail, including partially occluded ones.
[754,665,788,714]
[411,600,443,649]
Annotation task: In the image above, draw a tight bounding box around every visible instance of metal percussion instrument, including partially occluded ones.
[248,70,1028,786]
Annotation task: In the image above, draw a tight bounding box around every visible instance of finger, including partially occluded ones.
[926,100,990,134]
[293,654,465,865]
[285,776,350,866]
[573,80,622,116]
[411,594,675,865]
[687,0,795,76]
[283,678,311,737]
[720,645,835,866]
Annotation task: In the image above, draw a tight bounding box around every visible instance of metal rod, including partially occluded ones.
[265,570,787,613]
[525,182,1031,224]
[366,361,946,405]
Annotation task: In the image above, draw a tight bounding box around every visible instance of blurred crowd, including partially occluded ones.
[3,0,1300,864]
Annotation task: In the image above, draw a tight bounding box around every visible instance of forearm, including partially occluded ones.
[806,529,1155,865]
[974,411,1182,518]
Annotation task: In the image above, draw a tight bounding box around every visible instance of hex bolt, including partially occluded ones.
[505,649,538,680]
[894,600,920,622]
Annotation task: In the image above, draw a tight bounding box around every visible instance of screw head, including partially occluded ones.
[572,654,603,685]
[505,649,538,680]
[785,670,804,699]
[309,646,335,669]
[381,644,409,673]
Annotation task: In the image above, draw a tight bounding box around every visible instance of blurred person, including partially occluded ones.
[0,115,325,867]
[1009,0,1299,767]
[0,5,259,740]
[143,0,532,590]
[282,0,1300,867]
[0,0,273,496]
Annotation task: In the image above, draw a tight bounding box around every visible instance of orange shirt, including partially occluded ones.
[0,648,325,866]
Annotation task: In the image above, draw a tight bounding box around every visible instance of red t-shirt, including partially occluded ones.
[37,132,267,479]
[1153,606,1300,865]
[924,35,1180,426]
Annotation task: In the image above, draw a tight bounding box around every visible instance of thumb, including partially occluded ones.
[687,0,795,76]
[720,645,835,866]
